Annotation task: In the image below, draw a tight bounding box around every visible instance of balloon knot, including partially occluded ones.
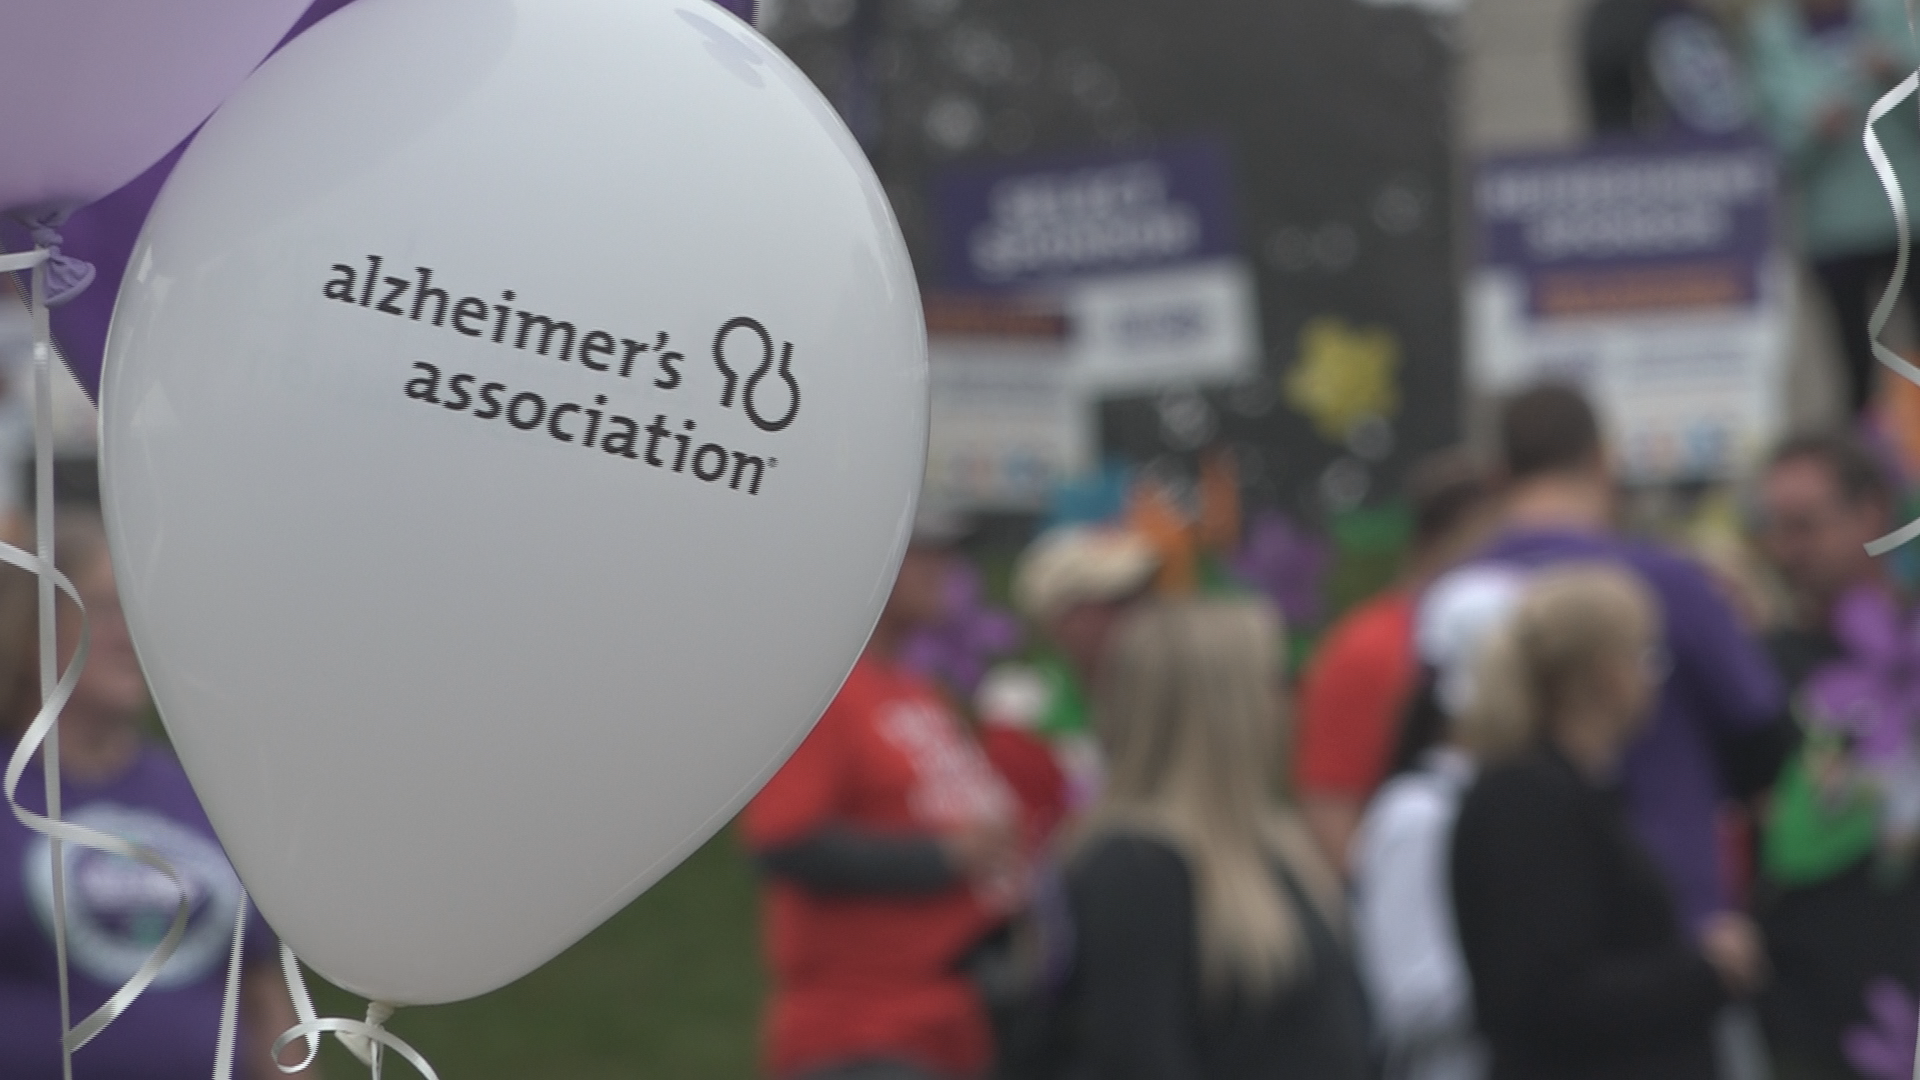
[20,214,95,308]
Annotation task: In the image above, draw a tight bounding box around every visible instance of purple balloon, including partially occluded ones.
[0,1,311,219]
[899,563,1024,699]
[11,0,359,398]
[26,0,760,400]
[1231,511,1331,629]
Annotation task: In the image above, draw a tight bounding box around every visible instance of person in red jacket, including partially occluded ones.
[743,517,1024,1080]
[1294,452,1491,873]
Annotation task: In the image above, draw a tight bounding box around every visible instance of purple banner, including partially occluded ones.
[1475,137,1776,316]
[934,137,1240,291]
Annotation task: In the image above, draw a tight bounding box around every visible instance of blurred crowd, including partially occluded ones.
[13,1,1920,1078]
[745,378,1920,1080]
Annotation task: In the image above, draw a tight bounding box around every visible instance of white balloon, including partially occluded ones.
[99,0,925,1006]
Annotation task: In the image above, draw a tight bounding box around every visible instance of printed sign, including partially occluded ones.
[1468,137,1787,481]
[934,138,1261,393]
[927,342,1088,510]
[923,298,1088,510]
[936,139,1240,290]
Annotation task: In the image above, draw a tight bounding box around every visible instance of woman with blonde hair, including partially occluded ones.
[1449,564,1766,1080]
[1053,599,1369,1079]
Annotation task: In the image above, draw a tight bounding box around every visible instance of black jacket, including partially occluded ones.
[1451,750,1726,1080]
[1053,835,1371,1080]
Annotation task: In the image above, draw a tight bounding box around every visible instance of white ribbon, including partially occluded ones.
[206,898,439,1080]
[1879,17,1920,1080]
[206,888,422,1080]
[1865,71,1920,557]
[0,245,192,1074]
[5,236,437,1080]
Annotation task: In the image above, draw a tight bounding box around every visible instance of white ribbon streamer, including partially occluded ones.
[1875,14,1920,1080]
[1864,72,1920,556]
[278,941,325,1073]
[212,893,250,1080]
[270,1007,440,1080]
[207,903,438,1080]
[0,245,192,1069]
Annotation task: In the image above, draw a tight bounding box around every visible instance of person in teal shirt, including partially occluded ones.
[1749,0,1920,414]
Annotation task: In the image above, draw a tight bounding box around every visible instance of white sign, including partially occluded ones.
[926,337,1090,510]
[1065,258,1261,393]
[1468,261,1790,481]
[1470,138,1786,482]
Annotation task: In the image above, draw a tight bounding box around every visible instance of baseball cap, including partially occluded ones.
[1012,525,1159,620]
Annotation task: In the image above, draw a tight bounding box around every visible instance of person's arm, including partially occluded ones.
[1300,797,1363,879]
[1746,9,1846,169]
[1069,838,1204,1080]
[744,687,1021,895]
[242,962,307,1080]
[1354,786,1473,1053]
[1452,773,1724,1063]
[1662,557,1792,795]
[1294,609,1410,874]
[757,824,958,894]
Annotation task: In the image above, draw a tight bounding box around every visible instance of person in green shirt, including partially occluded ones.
[974,526,1159,809]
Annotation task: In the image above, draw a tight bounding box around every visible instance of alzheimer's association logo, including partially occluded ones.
[24,803,243,988]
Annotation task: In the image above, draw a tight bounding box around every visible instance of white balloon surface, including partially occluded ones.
[100,0,925,1006]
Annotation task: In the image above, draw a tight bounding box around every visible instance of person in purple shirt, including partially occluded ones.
[1443,384,1790,932]
[0,508,295,1080]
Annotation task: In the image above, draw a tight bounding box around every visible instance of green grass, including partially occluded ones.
[306,827,766,1080]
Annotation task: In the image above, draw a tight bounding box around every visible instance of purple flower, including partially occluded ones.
[900,562,1024,700]
[1843,977,1918,1080]
[1803,585,1920,767]
[1230,511,1330,628]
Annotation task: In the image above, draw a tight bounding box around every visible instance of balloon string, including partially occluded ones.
[1865,70,1920,556]
[1874,3,1920,1074]
[208,900,438,1079]
[30,242,71,1080]
[0,245,192,1061]
[266,1000,439,1079]
[211,892,250,1080]
[7,244,71,1080]
[31,233,74,1080]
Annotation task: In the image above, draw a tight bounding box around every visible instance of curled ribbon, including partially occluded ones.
[207,889,440,1080]
[270,1001,440,1080]
[1865,71,1920,557]
[0,246,187,1071]
[1866,18,1920,1080]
